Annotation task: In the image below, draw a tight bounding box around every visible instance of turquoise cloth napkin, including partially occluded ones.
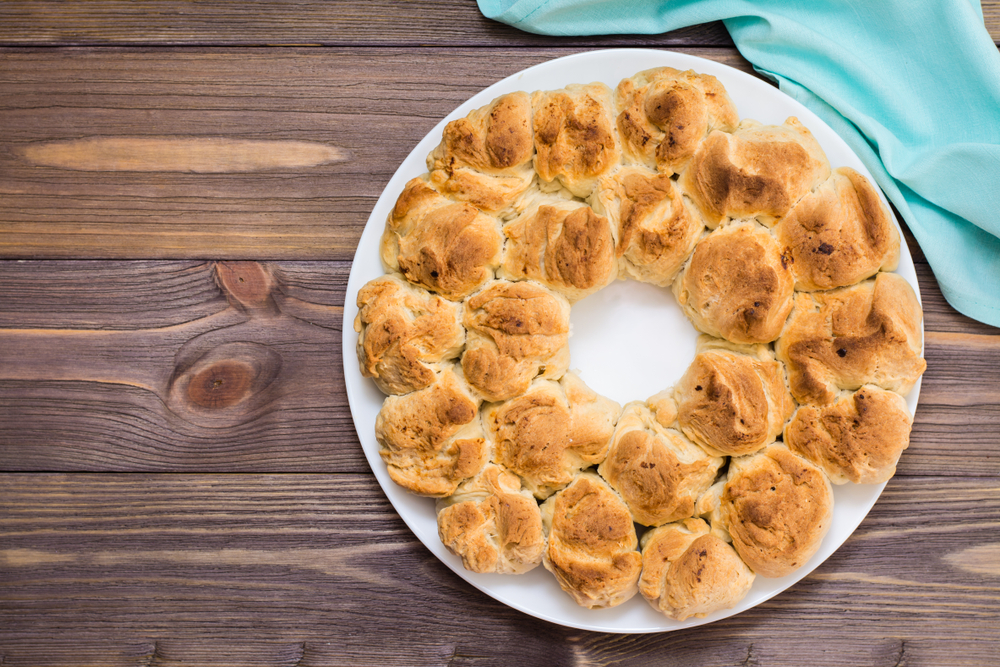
[478,0,1000,327]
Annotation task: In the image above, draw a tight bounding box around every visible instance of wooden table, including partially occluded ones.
[2,3,999,665]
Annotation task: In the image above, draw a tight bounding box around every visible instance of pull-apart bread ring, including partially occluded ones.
[541,472,643,609]
[427,91,536,214]
[775,167,900,291]
[639,517,755,621]
[375,365,489,498]
[785,385,912,484]
[354,273,465,395]
[592,166,705,286]
[598,401,724,527]
[500,194,618,302]
[674,337,795,457]
[483,373,620,500]
[707,443,835,578]
[381,177,503,300]
[775,271,926,405]
[614,67,739,175]
[673,220,795,344]
[531,83,622,198]
[436,463,545,575]
[461,279,571,402]
[678,117,831,228]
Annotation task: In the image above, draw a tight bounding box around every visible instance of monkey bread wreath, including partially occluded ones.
[345,50,925,631]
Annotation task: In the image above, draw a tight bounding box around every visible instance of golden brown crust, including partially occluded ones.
[639,518,755,620]
[775,272,927,405]
[598,402,724,526]
[500,195,618,302]
[592,166,705,286]
[785,385,912,484]
[614,67,739,174]
[354,274,465,395]
[381,177,503,300]
[675,338,795,457]
[679,118,831,228]
[775,167,900,291]
[483,373,620,499]
[436,463,545,574]
[722,444,834,578]
[375,366,489,497]
[427,92,536,213]
[541,472,643,608]
[461,279,571,402]
[531,83,622,197]
[673,221,795,344]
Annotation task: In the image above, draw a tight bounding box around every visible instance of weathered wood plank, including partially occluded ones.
[0,47,759,260]
[0,0,735,47]
[1,259,998,474]
[1,473,999,666]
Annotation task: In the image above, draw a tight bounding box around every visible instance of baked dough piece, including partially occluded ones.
[436,463,545,574]
[500,195,618,302]
[375,365,489,497]
[673,220,795,344]
[614,67,739,175]
[354,274,465,395]
[541,472,643,608]
[708,443,834,578]
[461,279,571,402]
[531,83,622,197]
[598,401,724,526]
[775,167,900,291]
[427,92,536,213]
[679,118,831,228]
[592,166,704,286]
[775,272,926,405]
[639,518,755,620]
[785,385,912,484]
[675,337,795,457]
[483,372,620,499]
[381,177,503,300]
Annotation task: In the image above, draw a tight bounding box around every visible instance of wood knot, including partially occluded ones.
[187,360,254,409]
[215,261,276,311]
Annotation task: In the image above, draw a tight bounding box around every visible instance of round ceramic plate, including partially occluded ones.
[342,48,922,633]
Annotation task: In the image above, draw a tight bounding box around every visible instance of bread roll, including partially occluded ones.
[355,273,465,395]
[541,472,642,608]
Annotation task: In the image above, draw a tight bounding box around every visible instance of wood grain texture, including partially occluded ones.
[0,47,759,259]
[2,473,999,666]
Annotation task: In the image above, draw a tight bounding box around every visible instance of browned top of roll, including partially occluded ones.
[598,402,724,527]
[531,83,621,198]
[436,463,545,575]
[593,166,705,286]
[615,67,739,175]
[541,472,643,609]
[427,92,536,213]
[484,372,619,499]
[461,279,571,402]
[775,272,926,405]
[639,518,755,620]
[354,273,465,395]
[381,177,503,301]
[675,338,795,457]
[785,385,912,484]
[722,443,834,578]
[673,221,795,344]
[775,167,900,291]
[500,195,618,302]
[679,118,831,228]
[375,365,488,497]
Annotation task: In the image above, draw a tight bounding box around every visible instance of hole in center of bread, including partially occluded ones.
[568,279,697,406]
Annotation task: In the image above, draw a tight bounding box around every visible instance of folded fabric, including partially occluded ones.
[478,0,1000,327]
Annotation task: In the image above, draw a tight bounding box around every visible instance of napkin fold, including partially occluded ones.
[478,0,1000,327]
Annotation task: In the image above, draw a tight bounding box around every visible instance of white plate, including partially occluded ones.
[342,48,922,633]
